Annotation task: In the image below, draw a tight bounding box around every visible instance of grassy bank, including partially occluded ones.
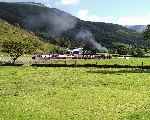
[0,67,150,119]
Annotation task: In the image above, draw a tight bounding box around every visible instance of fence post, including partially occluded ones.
[75,60,77,67]
[142,61,144,70]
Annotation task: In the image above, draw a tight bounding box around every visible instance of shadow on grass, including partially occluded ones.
[0,63,24,66]
[87,68,150,74]
[121,111,150,120]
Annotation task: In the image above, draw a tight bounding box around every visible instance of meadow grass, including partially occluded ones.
[0,67,150,120]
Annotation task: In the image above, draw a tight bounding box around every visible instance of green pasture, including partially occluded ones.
[0,67,150,120]
[47,58,150,66]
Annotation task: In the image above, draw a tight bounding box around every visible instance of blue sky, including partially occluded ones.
[1,0,150,25]
[53,0,150,25]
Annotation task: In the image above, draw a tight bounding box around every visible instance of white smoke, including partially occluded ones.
[0,1,107,51]
[47,12,77,37]
[23,10,77,37]
[76,30,108,52]
[0,0,77,37]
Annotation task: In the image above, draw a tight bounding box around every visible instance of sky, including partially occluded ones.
[1,0,150,25]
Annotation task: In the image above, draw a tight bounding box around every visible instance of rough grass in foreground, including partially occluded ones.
[0,67,150,120]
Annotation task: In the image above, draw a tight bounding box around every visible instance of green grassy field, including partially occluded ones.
[41,58,150,66]
[1,66,150,120]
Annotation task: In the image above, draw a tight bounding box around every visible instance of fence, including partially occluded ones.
[0,54,149,69]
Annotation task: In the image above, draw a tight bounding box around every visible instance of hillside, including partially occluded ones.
[0,2,144,50]
[126,25,146,33]
[0,19,57,53]
[0,19,40,42]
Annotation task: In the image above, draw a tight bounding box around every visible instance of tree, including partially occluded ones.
[2,38,40,64]
[52,37,72,48]
[112,43,130,55]
[144,25,150,48]
[130,48,145,57]
[136,48,145,57]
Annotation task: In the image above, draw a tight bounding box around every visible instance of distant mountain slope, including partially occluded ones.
[126,25,146,33]
[0,2,144,49]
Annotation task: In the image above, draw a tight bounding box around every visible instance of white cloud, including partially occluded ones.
[77,9,115,23]
[1,0,150,25]
[61,0,80,5]
[117,15,150,25]
[77,9,150,25]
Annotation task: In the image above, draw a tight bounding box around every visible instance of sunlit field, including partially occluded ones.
[1,66,150,120]
[0,0,150,120]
